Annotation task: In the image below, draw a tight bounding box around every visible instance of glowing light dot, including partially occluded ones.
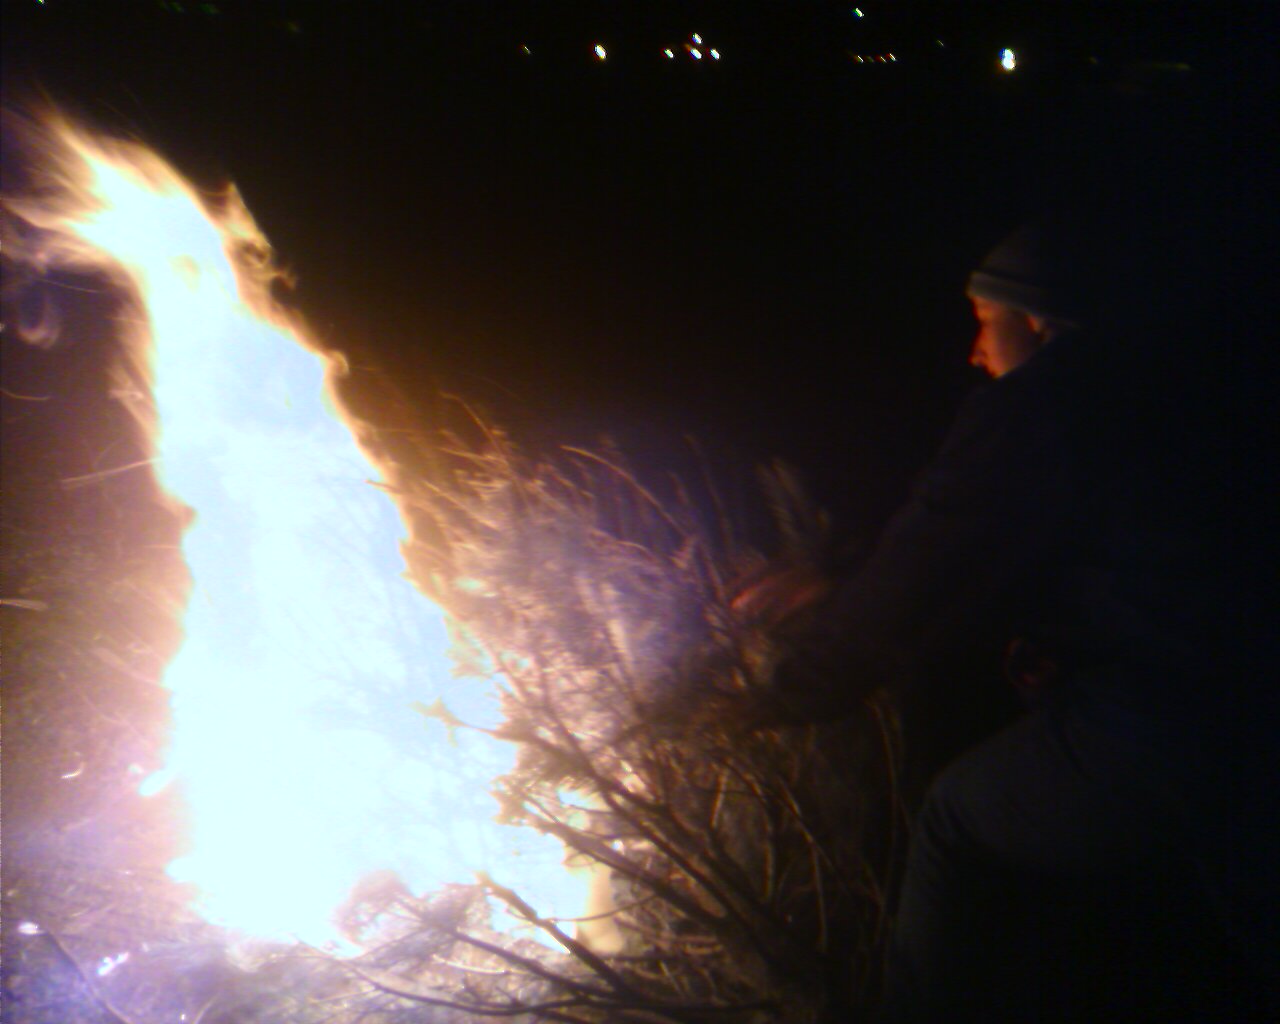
[888,53,896,61]
[664,48,675,59]
[854,7,864,17]
[521,44,530,55]
[97,952,130,978]
[710,49,720,60]
[692,33,702,45]
[690,48,702,60]
[18,922,41,936]
[594,44,607,60]
[1001,48,1017,71]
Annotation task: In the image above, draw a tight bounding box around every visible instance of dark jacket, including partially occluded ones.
[771,323,1255,726]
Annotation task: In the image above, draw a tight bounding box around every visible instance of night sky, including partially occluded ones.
[3,0,1274,532]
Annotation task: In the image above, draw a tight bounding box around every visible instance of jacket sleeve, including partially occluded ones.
[766,345,1084,721]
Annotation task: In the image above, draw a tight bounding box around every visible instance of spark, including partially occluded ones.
[97,952,130,977]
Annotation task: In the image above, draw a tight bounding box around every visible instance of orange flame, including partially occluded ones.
[12,114,589,945]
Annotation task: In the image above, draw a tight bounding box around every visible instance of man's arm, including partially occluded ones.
[762,342,1086,721]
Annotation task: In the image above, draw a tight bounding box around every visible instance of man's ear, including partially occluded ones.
[1026,313,1053,343]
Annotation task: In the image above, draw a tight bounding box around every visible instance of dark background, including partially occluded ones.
[6,0,1273,531]
[0,11,1274,1016]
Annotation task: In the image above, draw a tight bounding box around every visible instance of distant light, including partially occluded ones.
[855,55,864,63]
[936,39,946,48]
[594,44,607,61]
[876,55,886,63]
[521,44,531,55]
[692,33,703,45]
[664,48,675,59]
[1001,48,1017,72]
[854,7,864,17]
[710,48,720,60]
[888,53,896,61]
[690,48,703,60]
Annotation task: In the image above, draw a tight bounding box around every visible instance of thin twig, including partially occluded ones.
[1,386,52,401]
[480,873,638,995]
[60,458,157,489]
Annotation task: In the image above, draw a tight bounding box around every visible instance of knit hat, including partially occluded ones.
[966,215,1095,329]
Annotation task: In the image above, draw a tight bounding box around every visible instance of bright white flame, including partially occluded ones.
[1001,47,1017,72]
[18,116,592,946]
[594,43,607,60]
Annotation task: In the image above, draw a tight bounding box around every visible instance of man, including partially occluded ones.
[738,214,1276,1020]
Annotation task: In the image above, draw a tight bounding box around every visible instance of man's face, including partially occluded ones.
[969,297,1044,377]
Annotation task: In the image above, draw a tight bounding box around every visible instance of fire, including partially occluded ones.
[11,114,590,945]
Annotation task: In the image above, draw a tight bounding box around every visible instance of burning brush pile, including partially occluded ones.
[330,414,909,1022]
[1,110,903,1023]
